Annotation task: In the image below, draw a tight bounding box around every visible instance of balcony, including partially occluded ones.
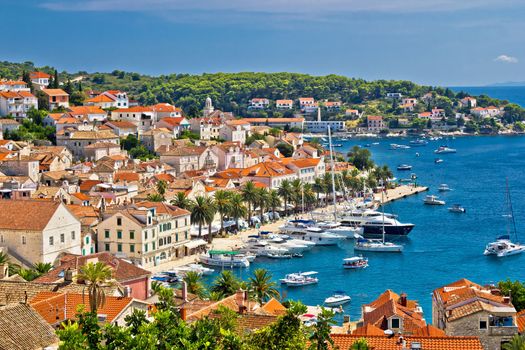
[488,316,518,336]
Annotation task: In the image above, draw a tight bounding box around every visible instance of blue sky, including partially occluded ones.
[1,0,524,86]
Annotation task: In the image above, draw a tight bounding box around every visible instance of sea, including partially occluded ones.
[450,86,525,107]
[202,87,525,322]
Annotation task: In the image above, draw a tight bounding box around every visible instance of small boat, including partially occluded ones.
[423,195,445,206]
[435,158,443,164]
[199,250,250,268]
[267,252,292,259]
[333,144,343,147]
[438,184,451,192]
[397,164,412,171]
[354,238,403,252]
[409,139,428,146]
[342,256,368,269]
[172,263,214,276]
[448,204,466,213]
[280,271,319,287]
[151,274,179,284]
[372,142,379,145]
[434,146,456,154]
[324,292,351,306]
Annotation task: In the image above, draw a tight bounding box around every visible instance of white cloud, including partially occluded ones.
[494,55,519,63]
[40,0,524,14]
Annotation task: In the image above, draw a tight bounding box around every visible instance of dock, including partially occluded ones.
[374,185,428,204]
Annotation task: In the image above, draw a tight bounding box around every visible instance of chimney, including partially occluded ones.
[182,281,188,302]
[317,106,321,122]
[400,293,408,307]
[180,307,187,320]
[235,289,247,314]
[503,296,511,304]
[0,263,8,279]
[64,268,75,282]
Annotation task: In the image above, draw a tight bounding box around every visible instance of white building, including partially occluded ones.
[276,99,294,109]
[305,120,346,133]
[111,106,155,132]
[249,98,270,109]
[367,116,385,132]
[0,91,38,118]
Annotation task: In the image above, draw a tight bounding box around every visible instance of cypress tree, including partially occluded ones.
[78,80,82,91]
[53,70,59,88]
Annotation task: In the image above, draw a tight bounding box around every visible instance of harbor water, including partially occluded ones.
[203,135,525,321]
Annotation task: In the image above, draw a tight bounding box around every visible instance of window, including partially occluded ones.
[117,230,122,239]
[90,247,94,254]
[49,236,54,246]
[184,231,188,239]
[71,231,76,240]
[117,244,122,252]
[22,236,26,245]
[145,231,148,240]
[176,233,179,242]
[105,243,110,251]
[105,230,110,239]
[130,231,135,239]
[60,233,65,243]
[159,239,163,247]
[152,242,156,250]
[86,236,90,244]
[152,229,155,238]
[144,243,148,252]
[117,217,122,226]
[391,318,400,329]
[130,244,135,253]
[480,319,488,330]
[0,235,3,243]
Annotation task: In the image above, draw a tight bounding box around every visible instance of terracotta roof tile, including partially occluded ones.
[0,200,63,231]
[330,334,484,350]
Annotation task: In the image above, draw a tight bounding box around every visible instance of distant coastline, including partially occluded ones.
[450,85,525,107]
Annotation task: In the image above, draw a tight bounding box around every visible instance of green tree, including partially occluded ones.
[309,308,336,350]
[183,271,206,298]
[77,262,114,312]
[33,262,53,274]
[214,189,232,233]
[229,192,247,231]
[170,191,192,210]
[190,196,212,238]
[211,270,241,298]
[268,189,281,220]
[278,179,293,216]
[255,187,270,223]
[277,142,294,157]
[347,145,374,170]
[502,334,525,350]
[498,279,525,312]
[351,338,370,350]
[241,181,258,225]
[248,268,280,304]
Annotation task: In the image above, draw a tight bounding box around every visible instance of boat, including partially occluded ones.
[435,158,443,164]
[397,164,412,171]
[372,142,380,145]
[354,189,403,252]
[409,139,428,146]
[333,143,343,147]
[199,250,250,268]
[280,271,319,287]
[362,216,415,237]
[324,292,351,306]
[438,184,451,192]
[172,263,214,276]
[267,252,293,259]
[152,274,179,284]
[484,180,525,257]
[315,221,363,238]
[280,221,345,245]
[338,209,397,227]
[354,238,403,252]
[434,146,456,154]
[342,256,368,269]
[390,144,411,150]
[448,204,466,213]
[241,239,290,257]
[423,195,445,205]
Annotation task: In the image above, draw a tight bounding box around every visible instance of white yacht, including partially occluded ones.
[438,184,451,192]
[171,263,214,276]
[324,292,351,306]
[242,239,290,257]
[484,236,525,257]
[362,216,415,237]
[280,271,319,287]
[199,250,250,268]
[354,238,403,252]
[423,195,445,205]
[448,204,466,213]
[315,221,363,238]
[338,209,397,227]
[434,146,456,154]
[280,221,345,245]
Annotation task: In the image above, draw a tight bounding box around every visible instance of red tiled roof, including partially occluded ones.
[0,200,63,231]
[42,89,68,97]
[330,334,484,350]
[87,94,115,103]
[30,292,134,324]
[242,117,304,123]
[30,71,51,79]
[517,310,525,333]
[240,161,295,178]
[114,172,140,182]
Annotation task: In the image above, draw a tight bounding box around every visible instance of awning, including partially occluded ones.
[184,239,207,249]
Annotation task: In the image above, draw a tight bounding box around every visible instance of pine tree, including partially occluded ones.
[64,79,73,94]
[53,69,59,88]
[78,80,82,91]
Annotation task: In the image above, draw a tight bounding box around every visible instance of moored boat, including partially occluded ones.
[199,250,250,268]
[448,204,466,213]
[397,164,412,171]
[438,184,451,192]
[324,292,351,306]
[354,238,403,252]
[434,146,456,154]
[280,271,319,287]
[342,256,368,269]
[423,195,445,205]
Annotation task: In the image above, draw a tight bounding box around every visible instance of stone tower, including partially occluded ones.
[203,96,214,117]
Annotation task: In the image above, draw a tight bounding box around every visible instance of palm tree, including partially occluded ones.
[205,197,217,242]
[350,338,370,350]
[503,335,525,350]
[291,179,303,213]
[150,281,164,296]
[33,262,53,275]
[18,268,40,281]
[313,178,325,205]
[248,268,279,304]
[255,187,270,223]
[183,271,206,298]
[229,193,247,231]
[268,190,281,220]
[0,251,20,276]
[278,179,293,216]
[77,262,114,312]
[146,192,164,202]
[214,190,232,233]
[190,196,212,238]
[241,181,258,225]
[170,192,192,210]
[303,183,316,211]
[211,270,241,298]
[322,173,333,206]
[156,180,168,197]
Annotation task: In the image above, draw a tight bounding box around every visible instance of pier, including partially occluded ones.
[374,185,429,204]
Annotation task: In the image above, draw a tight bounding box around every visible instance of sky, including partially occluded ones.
[1,0,525,86]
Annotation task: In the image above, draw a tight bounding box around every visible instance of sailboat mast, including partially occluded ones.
[327,127,337,221]
[381,183,386,243]
[506,179,519,242]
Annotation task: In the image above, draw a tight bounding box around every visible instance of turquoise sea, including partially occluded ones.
[202,135,525,321]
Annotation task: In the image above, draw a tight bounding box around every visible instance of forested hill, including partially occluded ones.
[0,60,512,118]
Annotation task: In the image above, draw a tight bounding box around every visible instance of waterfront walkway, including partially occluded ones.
[376,184,428,204]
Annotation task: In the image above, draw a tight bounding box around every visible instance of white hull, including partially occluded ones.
[199,255,250,268]
[324,296,351,306]
[354,242,403,252]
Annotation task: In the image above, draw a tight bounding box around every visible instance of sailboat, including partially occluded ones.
[484,180,525,257]
[354,187,404,253]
